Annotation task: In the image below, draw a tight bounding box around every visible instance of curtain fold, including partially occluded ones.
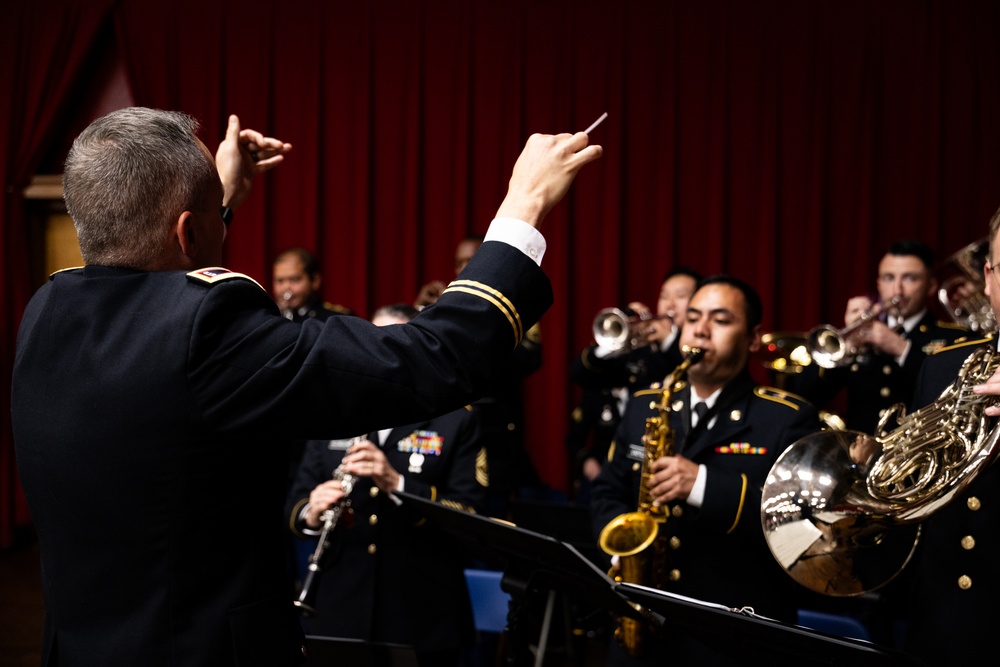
[4,2,1000,539]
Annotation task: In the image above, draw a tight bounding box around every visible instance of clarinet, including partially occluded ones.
[293,456,358,616]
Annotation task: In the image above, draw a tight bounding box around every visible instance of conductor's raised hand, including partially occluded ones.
[215,114,293,209]
[495,131,603,229]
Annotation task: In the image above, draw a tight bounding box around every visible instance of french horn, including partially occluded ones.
[760,345,1000,596]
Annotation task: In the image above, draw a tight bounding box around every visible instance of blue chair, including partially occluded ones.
[797,609,872,641]
[464,568,511,633]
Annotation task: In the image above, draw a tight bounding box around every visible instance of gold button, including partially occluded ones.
[368,544,377,555]
[729,409,742,422]
[650,382,661,390]
[506,423,516,431]
[961,535,975,550]
[632,462,641,472]
[968,496,981,511]
[369,514,379,526]
[369,487,379,498]
[958,575,972,590]
[880,387,891,398]
[672,505,683,518]
[669,569,681,582]
[649,401,658,410]
[669,536,681,550]
[631,375,640,385]
[672,400,684,412]
[850,363,860,372]
[882,365,893,375]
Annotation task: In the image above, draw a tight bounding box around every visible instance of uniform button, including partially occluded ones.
[669,536,681,550]
[850,363,860,372]
[958,575,972,590]
[882,365,893,375]
[369,487,379,498]
[631,462,640,472]
[369,514,379,526]
[672,505,683,518]
[368,544,377,555]
[729,409,742,422]
[528,248,538,258]
[961,535,975,550]
[968,496,982,511]
[672,400,684,412]
[669,569,681,582]
[880,387,891,398]
[649,401,658,410]
[506,423,516,431]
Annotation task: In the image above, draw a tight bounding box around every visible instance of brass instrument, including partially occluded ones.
[593,307,669,353]
[598,346,704,657]
[761,345,1000,596]
[938,238,995,333]
[294,456,358,616]
[806,296,903,369]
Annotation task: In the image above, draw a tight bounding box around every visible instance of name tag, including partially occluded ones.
[627,444,645,462]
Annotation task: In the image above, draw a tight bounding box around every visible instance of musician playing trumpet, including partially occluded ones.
[591,276,822,665]
[285,304,487,667]
[789,240,965,435]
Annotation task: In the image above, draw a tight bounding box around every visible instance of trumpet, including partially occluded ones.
[593,307,670,353]
[294,457,358,616]
[807,296,902,369]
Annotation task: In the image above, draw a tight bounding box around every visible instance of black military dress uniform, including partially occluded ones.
[12,241,550,667]
[902,335,1000,667]
[791,312,965,434]
[591,371,822,664]
[286,407,486,661]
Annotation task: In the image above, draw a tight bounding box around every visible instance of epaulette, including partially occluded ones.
[932,335,993,355]
[186,267,264,291]
[752,386,805,411]
[49,266,84,279]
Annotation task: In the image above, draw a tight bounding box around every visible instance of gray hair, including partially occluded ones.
[63,107,218,268]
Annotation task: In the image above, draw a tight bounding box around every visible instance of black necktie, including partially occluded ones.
[693,402,709,428]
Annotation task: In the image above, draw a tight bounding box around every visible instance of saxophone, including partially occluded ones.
[598,346,704,658]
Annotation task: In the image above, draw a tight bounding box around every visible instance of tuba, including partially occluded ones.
[598,346,704,657]
[761,346,1000,596]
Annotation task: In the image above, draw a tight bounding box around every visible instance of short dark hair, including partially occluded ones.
[373,303,420,323]
[662,266,703,283]
[885,240,935,271]
[692,274,763,330]
[273,247,320,278]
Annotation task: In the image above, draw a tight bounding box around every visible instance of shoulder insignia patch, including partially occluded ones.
[753,386,802,410]
[932,336,992,354]
[186,267,264,291]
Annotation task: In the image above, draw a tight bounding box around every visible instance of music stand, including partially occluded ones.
[304,636,419,667]
[617,582,926,666]
[395,491,649,665]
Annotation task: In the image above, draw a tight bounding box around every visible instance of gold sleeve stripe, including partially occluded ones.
[443,280,523,342]
[726,474,748,534]
[607,441,616,463]
[288,498,309,538]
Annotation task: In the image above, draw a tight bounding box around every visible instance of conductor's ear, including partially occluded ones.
[175,211,197,259]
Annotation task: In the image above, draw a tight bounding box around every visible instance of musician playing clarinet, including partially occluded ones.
[285,303,487,667]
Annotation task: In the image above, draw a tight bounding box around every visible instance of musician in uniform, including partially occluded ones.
[900,210,1000,666]
[789,240,966,435]
[286,304,486,667]
[591,275,822,665]
[272,246,355,322]
[11,107,601,666]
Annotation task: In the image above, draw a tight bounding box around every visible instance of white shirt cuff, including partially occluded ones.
[686,464,708,508]
[485,217,546,266]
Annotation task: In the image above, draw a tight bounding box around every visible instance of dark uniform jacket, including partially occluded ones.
[286,407,485,654]
[570,335,684,396]
[790,311,965,434]
[902,335,999,667]
[11,241,550,667]
[281,297,355,323]
[591,371,821,630]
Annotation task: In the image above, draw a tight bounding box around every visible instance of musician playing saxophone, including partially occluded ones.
[285,304,487,667]
[591,275,822,666]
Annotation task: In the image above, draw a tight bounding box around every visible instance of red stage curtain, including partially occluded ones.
[4,2,1000,544]
[0,0,116,548]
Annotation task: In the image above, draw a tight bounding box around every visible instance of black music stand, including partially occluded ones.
[304,636,419,667]
[616,582,927,667]
[395,491,649,665]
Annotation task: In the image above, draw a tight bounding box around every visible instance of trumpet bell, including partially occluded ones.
[761,429,919,596]
[807,325,849,369]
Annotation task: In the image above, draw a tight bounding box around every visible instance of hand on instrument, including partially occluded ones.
[974,365,1000,417]
[305,479,351,528]
[582,457,603,481]
[627,300,668,345]
[647,455,699,504]
[341,440,400,493]
[215,114,293,209]
[494,131,603,229]
[843,296,874,327]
